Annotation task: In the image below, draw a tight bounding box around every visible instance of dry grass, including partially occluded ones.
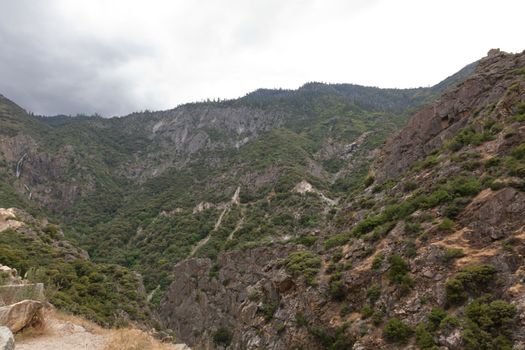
[104,329,178,350]
[50,308,103,334]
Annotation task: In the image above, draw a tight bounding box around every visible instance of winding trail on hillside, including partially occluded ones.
[189,186,240,257]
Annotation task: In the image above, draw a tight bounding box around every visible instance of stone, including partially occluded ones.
[272,272,294,293]
[438,329,462,350]
[59,321,86,333]
[0,300,43,333]
[0,326,14,350]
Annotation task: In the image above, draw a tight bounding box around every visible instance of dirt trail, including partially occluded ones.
[16,311,191,350]
[16,317,107,350]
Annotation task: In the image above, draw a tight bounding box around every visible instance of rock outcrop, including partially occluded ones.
[0,300,43,333]
[375,49,525,181]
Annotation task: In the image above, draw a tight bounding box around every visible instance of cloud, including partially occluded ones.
[0,0,523,116]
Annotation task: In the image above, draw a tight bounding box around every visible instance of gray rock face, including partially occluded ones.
[0,326,14,350]
[374,50,525,182]
[461,188,525,245]
[160,245,323,350]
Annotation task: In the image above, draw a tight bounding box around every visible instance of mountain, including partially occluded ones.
[0,64,474,294]
[157,49,525,349]
[3,49,525,349]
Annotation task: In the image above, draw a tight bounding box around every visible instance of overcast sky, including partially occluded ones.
[0,0,523,117]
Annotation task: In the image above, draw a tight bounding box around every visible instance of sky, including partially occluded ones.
[0,0,524,117]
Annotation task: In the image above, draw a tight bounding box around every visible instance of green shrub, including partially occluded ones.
[427,307,447,331]
[364,175,375,187]
[511,143,525,160]
[437,218,455,232]
[213,327,233,346]
[383,318,413,343]
[284,251,322,285]
[388,255,410,284]
[405,222,422,236]
[447,127,493,151]
[307,325,353,350]
[415,323,436,349]
[352,214,388,237]
[388,255,413,294]
[324,232,351,249]
[328,272,346,301]
[421,189,452,209]
[295,312,308,327]
[484,157,501,168]
[371,253,384,271]
[462,298,516,350]
[361,304,374,319]
[442,248,465,264]
[261,300,279,321]
[439,315,460,334]
[445,265,497,305]
[367,284,381,303]
[295,234,318,247]
[404,181,418,192]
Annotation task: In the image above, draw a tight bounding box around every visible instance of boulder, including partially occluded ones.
[0,300,43,333]
[0,326,14,350]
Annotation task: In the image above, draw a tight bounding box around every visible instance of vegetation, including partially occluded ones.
[383,318,413,343]
[308,324,353,350]
[213,327,233,347]
[445,265,497,305]
[0,228,151,327]
[462,298,516,350]
[284,251,322,285]
[388,255,413,293]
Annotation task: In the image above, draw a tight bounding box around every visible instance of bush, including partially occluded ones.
[383,318,413,343]
[213,327,233,346]
[324,232,351,249]
[367,284,381,303]
[328,273,346,301]
[371,253,384,271]
[415,323,436,349]
[404,181,418,192]
[442,248,465,264]
[439,315,460,334]
[361,304,374,319]
[284,251,321,286]
[261,300,279,321]
[308,325,353,350]
[511,143,525,160]
[295,312,307,327]
[364,175,375,187]
[388,255,410,284]
[445,265,497,305]
[295,234,318,247]
[427,307,446,331]
[405,222,422,236]
[437,218,455,232]
[462,298,516,350]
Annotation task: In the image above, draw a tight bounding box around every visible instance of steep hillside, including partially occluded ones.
[159,49,525,349]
